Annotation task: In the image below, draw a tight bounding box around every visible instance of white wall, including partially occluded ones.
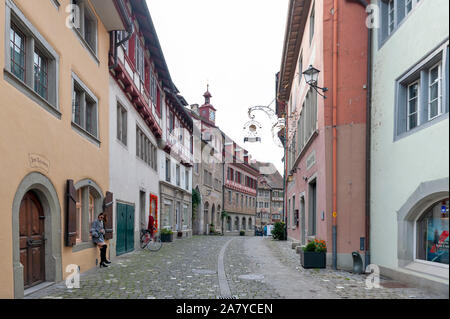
[109,76,160,256]
[371,0,449,269]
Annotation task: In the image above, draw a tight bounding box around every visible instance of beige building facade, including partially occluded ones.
[190,89,224,235]
[0,0,125,298]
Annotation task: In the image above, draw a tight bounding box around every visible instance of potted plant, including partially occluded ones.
[160,228,174,242]
[209,223,215,234]
[300,239,327,268]
[239,230,245,236]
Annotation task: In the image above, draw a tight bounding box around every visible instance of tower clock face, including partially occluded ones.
[209,111,215,121]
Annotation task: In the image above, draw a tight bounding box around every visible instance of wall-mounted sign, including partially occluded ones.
[306,151,316,170]
[29,153,50,173]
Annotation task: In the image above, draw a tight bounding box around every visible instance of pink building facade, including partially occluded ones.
[277,0,369,269]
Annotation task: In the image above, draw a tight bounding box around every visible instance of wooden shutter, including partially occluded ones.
[103,191,114,240]
[65,180,77,246]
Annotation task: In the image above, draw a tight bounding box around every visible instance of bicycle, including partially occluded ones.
[140,228,162,251]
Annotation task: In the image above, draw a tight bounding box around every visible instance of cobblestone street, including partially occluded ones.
[26,236,446,299]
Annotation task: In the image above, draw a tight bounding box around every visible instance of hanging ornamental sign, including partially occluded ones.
[243,120,262,143]
[243,102,285,148]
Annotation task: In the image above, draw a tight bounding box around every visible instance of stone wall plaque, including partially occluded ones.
[29,153,50,173]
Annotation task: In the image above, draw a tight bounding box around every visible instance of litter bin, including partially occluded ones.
[352,251,364,274]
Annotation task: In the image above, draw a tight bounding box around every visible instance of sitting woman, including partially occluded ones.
[91,212,111,267]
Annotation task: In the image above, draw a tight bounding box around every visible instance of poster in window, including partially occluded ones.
[426,202,449,264]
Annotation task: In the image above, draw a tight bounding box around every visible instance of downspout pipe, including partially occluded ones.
[346,0,372,270]
[332,0,339,270]
[110,0,134,70]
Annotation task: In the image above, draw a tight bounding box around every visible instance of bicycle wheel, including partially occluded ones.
[147,236,162,251]
[140,233,150,249]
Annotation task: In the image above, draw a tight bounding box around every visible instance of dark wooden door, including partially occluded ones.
[19,191,45,289]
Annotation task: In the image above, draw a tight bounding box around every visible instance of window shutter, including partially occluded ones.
[103,191,114,240]
[419,70,429,125]
[65,179,77,246]
[123,109,127,145]
[396,84,407,135]
[396,0,405,24]
[380,1,389,42]
[445,47,449,113]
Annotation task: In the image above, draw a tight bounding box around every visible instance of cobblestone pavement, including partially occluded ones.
[254,237,446,299]
[26,235,446,299]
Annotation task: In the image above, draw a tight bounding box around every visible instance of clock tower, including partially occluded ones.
[199,85,217,124]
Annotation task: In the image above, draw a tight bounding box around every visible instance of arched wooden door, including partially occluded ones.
[19,191,45,289]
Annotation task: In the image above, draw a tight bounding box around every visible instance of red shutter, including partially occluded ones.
[156,88,161,115]
[129,33,136,65]
[65,180,77,246]
[145,62,150,92]
[103,192,114,240]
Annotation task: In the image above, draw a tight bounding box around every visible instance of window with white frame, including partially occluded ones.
[117,103,127,145]
[5,3,59,110]
[388,0,395,35]
[136,125,157,170]
[176,165,181,186]
[297,88,317,154]
[71,0,97,55]
[405,0,413,14]
[428,62,443,120]
[165,158,171,182]
[381,0,422,45]
[407,81,419,131]
[309,2,315,45]
[72,75,98,139]
[395,42,449,137]
[116,30,129,53]
[135,36,145,82]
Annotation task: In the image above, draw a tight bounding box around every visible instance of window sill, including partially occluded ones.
[72,241,96,253]
[116,138,128,150]
[71,122,101,147]
[72,28,99,65]
[404,260,449,280]
[394,112,449,142]
[135,156,157,172]
[4,68,61,119]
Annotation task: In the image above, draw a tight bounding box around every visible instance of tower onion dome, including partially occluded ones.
[203,85,212,105]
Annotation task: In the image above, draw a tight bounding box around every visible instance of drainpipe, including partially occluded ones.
[284,103,288,240]
[110,0,133,70]
[332,0,339,270]
[346,0,372,270]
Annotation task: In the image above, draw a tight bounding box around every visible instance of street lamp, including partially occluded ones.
[302,65,328,98]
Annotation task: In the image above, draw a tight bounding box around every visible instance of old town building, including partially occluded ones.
[254,162,284,228]
[277,0,369,270]
[189,88,224,235]
[158,85,193,238]
[0,0,127,298]
[223,138,258,235]
[370,0,448,294]
[108,0,165,257]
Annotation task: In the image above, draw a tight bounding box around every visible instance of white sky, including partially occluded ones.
[146,0,289,175]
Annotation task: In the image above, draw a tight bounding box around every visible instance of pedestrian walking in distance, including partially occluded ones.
[91,212,111,267]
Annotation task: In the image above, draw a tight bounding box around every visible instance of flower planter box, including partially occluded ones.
[161,233,173,242]
[300,250,326,269]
